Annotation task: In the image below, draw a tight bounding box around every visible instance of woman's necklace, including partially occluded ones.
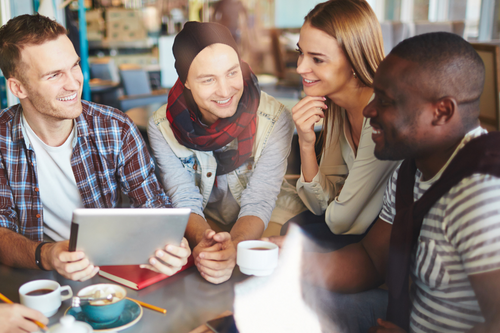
[347,117,359,155]
[345,88,371,155]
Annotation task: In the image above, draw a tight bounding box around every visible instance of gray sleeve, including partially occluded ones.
[238,109,294,226]
[147,117,205,218]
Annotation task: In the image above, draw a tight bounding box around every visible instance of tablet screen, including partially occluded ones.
[69,208,190,266]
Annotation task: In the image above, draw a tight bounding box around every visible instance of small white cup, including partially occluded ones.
[237,240,279,276]
[19,280,73,317]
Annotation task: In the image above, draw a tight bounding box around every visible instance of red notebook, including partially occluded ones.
[99,255,194,290]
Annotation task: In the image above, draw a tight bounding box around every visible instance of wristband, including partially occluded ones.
[35,242,49,271]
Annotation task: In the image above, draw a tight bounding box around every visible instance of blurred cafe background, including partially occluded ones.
[1,0,499,176]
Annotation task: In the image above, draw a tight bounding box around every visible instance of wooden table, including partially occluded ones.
[125,103,164,132]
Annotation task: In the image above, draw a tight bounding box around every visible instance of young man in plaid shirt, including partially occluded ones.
[0,14,190,281]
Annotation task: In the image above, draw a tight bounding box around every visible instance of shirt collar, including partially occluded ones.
[74,101,91,143]
[420,126,487,184]
[14,102,90,149]
[11,104,25,144]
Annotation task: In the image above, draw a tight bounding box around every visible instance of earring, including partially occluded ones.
[352,70,357,79]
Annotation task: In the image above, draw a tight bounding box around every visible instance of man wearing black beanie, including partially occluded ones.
[148,21,305,284]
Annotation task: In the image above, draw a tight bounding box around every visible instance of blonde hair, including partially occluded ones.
[304,0,384,154]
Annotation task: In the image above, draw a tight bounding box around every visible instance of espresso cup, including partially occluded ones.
[19,280,73,317]
[237,240,279,276]
[77,284,126,324]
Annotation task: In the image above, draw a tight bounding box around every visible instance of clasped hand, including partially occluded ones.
[193,229,236,284]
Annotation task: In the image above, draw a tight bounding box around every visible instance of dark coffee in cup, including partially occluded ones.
[250,247,271,250]
[26,288,54,296]
[19,280,73,317]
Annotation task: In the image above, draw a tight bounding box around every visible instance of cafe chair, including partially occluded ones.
[118,65,169,112]
[89,58,122,109]
[90,58,120,83]
[471,42,500,131]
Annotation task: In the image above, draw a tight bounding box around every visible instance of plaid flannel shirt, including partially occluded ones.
[0,101,171,241]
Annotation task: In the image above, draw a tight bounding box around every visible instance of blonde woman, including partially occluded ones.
[267,1,396,330]
[280,0,400,249]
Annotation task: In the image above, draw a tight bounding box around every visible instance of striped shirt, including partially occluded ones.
[0,101,170,242]
[380,127,500,333]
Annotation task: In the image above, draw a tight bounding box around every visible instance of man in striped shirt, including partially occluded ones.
[0,15,191,281]
[299,33,500,332]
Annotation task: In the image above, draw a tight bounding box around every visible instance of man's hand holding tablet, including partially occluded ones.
[140,237,191,275]
[34,234,192,282]
[41,240,98,282]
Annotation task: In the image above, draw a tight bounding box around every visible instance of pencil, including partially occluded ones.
[0,292,48,331]
[125,297,167,314]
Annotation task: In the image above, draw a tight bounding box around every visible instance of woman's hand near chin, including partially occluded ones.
[292,96,327,148]
[292,95,327,182]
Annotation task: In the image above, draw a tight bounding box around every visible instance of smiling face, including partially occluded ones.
[184,43,244,125]
[296,22,355,99]
[363,54,435,161]
[15,35,83,122]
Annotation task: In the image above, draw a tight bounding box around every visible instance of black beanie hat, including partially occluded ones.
[173,21,239,84]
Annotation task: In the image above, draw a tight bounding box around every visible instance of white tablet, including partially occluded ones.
[69,208,190,266]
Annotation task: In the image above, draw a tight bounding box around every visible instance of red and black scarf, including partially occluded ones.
[166,62,260,175]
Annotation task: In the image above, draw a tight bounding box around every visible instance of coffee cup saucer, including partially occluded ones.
[65,299,142,332]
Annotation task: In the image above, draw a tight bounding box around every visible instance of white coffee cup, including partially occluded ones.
[237,240,279,276]
[19,280,73,317]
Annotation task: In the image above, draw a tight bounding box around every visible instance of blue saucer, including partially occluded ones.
[65,299,143,332]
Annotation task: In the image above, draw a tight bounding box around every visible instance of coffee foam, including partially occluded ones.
[81,285,124,305]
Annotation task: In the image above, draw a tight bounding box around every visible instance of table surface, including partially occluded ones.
[125,103,164,131]
[89,80,120,93]
[0,264,248,332]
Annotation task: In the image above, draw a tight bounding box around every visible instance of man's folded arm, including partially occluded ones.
[230,215,265,245]
[303,218,391,293]
[238,108,294,229]
[185,212,211,247]
[0,227,97,282]
[0,227,39,269]
[467,270,500,332]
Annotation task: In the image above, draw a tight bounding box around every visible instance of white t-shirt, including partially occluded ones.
[380,127,500,332]
[22,115,83,241]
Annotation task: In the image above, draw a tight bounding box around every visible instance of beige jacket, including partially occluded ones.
[296,109,400,234]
